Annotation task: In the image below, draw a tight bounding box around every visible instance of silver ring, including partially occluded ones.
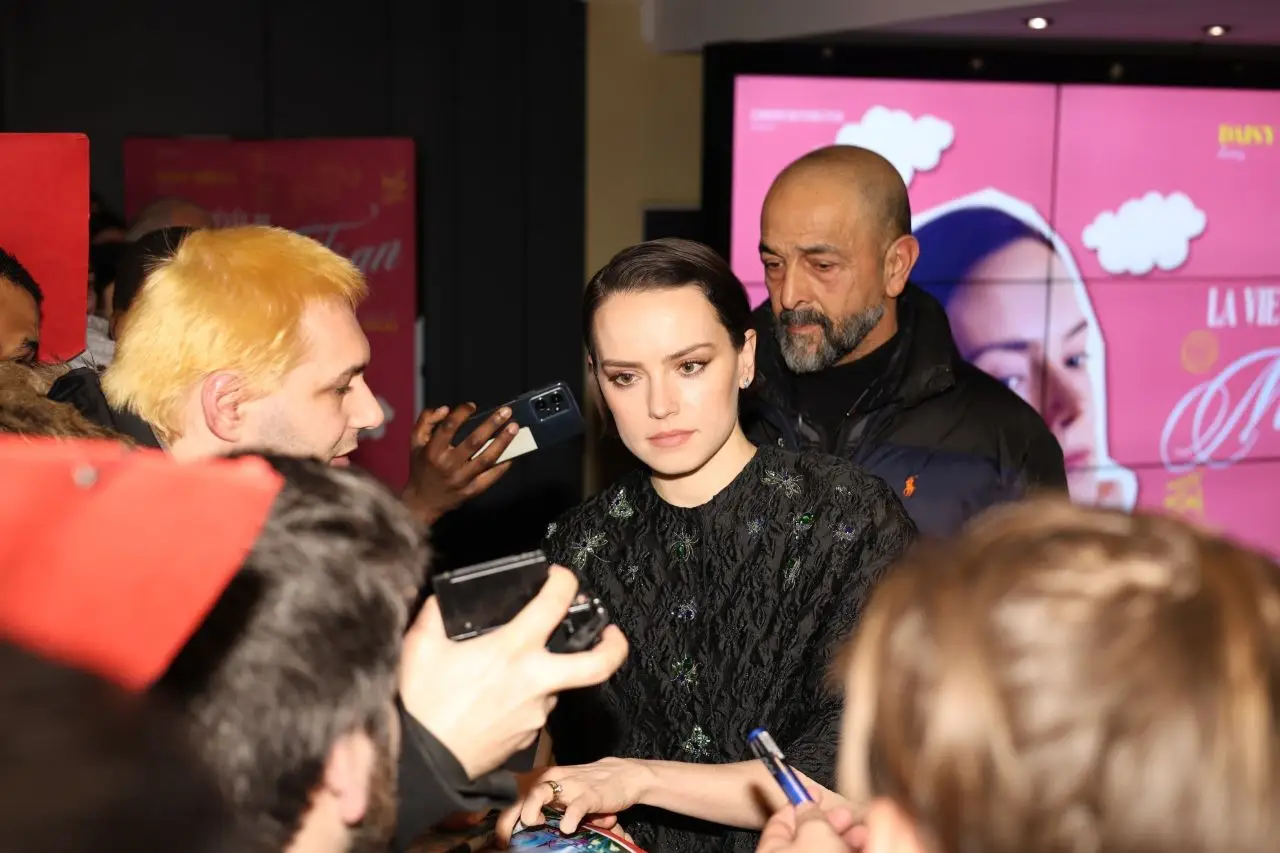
[545,779,564,800]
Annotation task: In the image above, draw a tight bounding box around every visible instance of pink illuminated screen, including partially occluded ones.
[731,76,1280,556]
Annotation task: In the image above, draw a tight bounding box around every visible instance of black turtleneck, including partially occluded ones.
[793,330,900,447]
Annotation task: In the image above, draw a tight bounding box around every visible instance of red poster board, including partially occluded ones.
[0,133,89,362]
[123,138,418,488]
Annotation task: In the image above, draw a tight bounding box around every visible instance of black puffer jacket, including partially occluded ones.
[744,284,1067,537]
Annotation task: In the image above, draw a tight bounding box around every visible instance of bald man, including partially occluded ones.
[745,145,1066,536]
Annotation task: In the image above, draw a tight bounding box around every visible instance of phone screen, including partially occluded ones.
[509,823,639,852]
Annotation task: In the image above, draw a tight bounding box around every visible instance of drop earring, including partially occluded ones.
[740,377,751,389]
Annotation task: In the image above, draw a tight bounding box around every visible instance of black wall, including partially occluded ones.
[0,0,587,568]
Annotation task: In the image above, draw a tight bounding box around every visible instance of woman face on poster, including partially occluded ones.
[912,189,1136,510]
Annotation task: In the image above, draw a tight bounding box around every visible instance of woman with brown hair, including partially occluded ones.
[763,499,1280,853]
[505,239,916,853]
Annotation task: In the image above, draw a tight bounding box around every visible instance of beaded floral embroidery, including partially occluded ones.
[606,488,635,520]
[681,725,712,759]
[762,468,803,499]
[568,531,608,570]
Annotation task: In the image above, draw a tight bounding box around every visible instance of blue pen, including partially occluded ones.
[748,728,814,805]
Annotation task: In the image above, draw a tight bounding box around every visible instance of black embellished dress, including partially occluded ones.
[542,445,916,853]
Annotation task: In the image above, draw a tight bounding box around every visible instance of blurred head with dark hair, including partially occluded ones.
[0,641,238,853]
[0,246,42,366]
[154,454,428,853]
[110,225,196,339]
[90,191,127,243]
[89,192,128,317]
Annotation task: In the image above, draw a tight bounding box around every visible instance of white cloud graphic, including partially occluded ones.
[833,106,954,187]
[1081,191,1207,276]
[360,396,396,441]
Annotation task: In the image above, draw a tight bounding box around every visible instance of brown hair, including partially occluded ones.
[582,239,752,360]
[838,499,1280,853]
[0,362,131,443]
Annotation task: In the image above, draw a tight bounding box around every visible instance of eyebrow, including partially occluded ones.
[327,362,367,388]
[966,339,1032,361]
[599,343,714,369]
[1063,319,1088,339]
[759,241,843,257]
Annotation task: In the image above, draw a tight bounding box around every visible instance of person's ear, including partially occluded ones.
[738,329,758,389]
[884,235,920,299]
[322,730,376,826]
[863,797,928,853]
[199,372,252,443]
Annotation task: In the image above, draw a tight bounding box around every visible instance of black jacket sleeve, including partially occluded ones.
[392,700,518,852]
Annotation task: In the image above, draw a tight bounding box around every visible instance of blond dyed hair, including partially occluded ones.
[103,226,367,441]
[838,499,1280,853]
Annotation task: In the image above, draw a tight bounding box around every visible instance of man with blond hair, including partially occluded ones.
[57,224,522,518]
[103,226,384,463]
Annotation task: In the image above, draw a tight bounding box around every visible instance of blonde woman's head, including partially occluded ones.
[837,499,1280,853]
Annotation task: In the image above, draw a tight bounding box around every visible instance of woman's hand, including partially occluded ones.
[497,758,655,842]
[756,803,867,853]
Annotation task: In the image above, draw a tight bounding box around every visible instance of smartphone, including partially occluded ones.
[431,550,611,653]
[452,381,584,465]
[510,809,645,852]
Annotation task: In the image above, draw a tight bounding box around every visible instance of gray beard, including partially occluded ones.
[775,302,885,373]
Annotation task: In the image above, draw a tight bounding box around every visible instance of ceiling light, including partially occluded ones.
[1203,24,1231,37]
[1025,16,1052,30]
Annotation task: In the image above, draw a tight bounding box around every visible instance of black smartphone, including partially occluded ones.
[431,550,610,653]
[452,381,584,464]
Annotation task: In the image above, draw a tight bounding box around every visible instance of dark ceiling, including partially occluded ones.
[867,0,1280,46]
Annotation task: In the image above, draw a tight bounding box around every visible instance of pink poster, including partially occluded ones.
[123,138,418,489]
[731,76,1280,556]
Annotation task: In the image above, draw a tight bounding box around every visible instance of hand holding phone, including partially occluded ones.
[404,402,519,524]
[398,567,628,780]
[432,551,611,653]
[452,382,584,466]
